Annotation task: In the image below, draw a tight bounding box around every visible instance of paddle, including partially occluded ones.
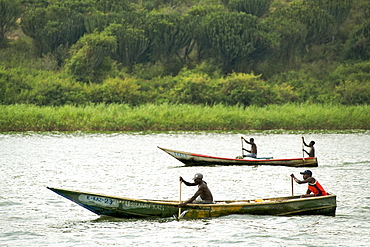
[178,180,182,219]
[302,137,305,165]
[241,137,244,157]
[291,176,294,196]
[175,181,189,220]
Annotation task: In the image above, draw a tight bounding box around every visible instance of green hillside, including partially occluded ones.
[1,0,369,106]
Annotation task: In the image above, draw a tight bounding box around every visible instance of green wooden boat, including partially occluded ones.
[47,187,336,219]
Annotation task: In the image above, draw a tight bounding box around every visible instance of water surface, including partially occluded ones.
[1,131,369,246]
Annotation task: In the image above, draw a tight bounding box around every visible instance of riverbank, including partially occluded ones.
[1,103,369,131]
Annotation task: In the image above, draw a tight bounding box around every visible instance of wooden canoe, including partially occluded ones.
[158,147,318,167]
[47,187,336,219]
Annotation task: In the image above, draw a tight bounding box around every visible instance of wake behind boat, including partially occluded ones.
[47,187,336,219]
[158,147,318,167]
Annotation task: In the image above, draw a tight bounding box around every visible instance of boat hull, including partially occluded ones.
[47,187,336,219]
[158,147,318,167]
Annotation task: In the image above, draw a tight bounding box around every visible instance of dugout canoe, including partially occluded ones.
[158,147,318,167]
[47,187,336,219]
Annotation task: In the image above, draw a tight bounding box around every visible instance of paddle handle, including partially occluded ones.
[179,180,182,203]
[291,177,294,196]
[241,137,244,157]
[302,138,305,164]
[178,181,182,218]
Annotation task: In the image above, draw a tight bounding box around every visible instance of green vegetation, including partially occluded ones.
[0,0,369,131]
[1,104,368,131]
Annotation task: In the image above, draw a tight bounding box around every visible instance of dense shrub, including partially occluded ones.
[218,73,270,106]
[335,80,370,104]
[87,77,142,105]
[169,71,217,104]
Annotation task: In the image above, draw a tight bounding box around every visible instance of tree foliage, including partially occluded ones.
[306,0,353,41]
[141,13,193,63]
[21,4,86,60]
[344,20,370,60]
[65,31,117,82]
[107,23,149,68]
[227,0,273,17]
[282,2,335,46]
[199,12,262,73]
[1,0,370,106]
[0,0,22,48]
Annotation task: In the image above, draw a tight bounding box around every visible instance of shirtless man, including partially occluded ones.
[290,170,327,198]
[302,136,315,157]
[241,137,257,158]
[178,173,214,207]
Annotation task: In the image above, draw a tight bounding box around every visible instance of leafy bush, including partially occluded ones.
[87,77,142,105]
[0,66,30,104]
[169,70,217,104]
[131,62,167,80]
[335,80,370,105]
[218,73,269,106]
[270,83,299,104]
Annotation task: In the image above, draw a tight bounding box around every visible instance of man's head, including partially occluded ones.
[193,173,203,183]
[309,141,315,146]
[300,170,312,178]
[250,138,254,143]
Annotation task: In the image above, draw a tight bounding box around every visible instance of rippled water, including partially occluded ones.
[1,131,369,246]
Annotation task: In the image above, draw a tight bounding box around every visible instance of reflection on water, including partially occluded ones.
[0,131,369,246]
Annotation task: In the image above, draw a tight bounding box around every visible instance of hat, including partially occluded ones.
[193,173,203,180]
[300,170,312,176]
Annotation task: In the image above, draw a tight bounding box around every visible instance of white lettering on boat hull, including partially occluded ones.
[79,195,119,208]
[173,152,188,158]
[120,201,166,211]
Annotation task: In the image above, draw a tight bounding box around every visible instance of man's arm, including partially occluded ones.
[290,174,315,184]
[241,137,251,144]
[179,177,196,186]
[302,137,309,147]
[179,187,203,207]
[187,188,203,203]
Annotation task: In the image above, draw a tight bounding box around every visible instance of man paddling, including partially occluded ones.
[302,136,315,157]
[241,137,257,158]
[178,173,214,207]
[290,170,327,198]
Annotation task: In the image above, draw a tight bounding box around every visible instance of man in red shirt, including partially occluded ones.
[290,170,327,198]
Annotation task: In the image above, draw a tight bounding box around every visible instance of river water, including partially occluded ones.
[1,131,369,246]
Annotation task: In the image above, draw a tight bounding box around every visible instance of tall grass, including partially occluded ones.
[0,103,369,131]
